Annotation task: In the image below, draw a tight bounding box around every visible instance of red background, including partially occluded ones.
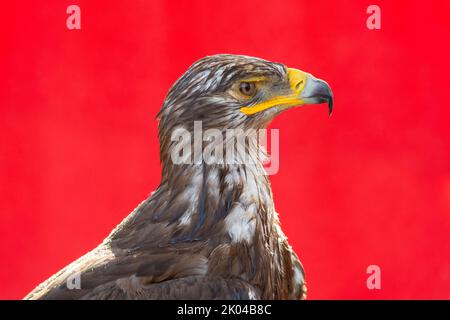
[1,0,449,299]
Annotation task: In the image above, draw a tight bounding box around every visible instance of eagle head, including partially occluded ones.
[158,54,333,133]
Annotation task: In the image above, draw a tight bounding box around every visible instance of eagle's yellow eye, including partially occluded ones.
[239,82,257,97]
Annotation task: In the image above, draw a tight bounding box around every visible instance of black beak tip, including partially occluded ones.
[328,97,333,117]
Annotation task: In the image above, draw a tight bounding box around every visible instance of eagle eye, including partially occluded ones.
[239,82,257,97]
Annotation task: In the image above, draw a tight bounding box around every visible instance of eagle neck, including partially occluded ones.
[163,161,294,299]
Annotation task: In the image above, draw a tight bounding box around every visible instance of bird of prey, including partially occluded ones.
[25,54,333,300]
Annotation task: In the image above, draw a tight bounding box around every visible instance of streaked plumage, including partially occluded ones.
[25,54,333,300]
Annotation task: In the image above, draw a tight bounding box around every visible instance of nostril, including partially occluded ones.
[295,80,304,91]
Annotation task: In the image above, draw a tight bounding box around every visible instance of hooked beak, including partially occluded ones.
[240,68,333,116]
[298,71,334,116]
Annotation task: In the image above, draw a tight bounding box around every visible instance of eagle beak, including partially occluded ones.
[288,68,334,116]
[240,68,333,116]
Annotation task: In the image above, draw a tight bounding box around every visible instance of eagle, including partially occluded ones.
[25,54,333,300]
